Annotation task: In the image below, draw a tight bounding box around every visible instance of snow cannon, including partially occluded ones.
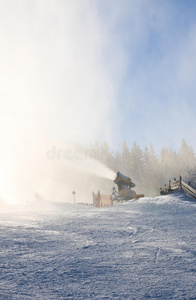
[114,171,135,191]
[111,171,144,203]
[92,171,144,207]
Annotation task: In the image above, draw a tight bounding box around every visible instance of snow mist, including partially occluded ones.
[0,2,117,207]
[0,142,115,206]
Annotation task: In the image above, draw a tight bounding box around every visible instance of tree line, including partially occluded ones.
[86,139,196,196]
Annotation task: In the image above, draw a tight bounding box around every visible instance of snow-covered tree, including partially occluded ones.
[129,142,144,186]
[178,139,196,179]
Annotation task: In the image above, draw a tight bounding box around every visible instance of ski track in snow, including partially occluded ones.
[0,192,196,299]
[155,247,161,264]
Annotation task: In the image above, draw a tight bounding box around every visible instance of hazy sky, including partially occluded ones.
[1,0,196,154]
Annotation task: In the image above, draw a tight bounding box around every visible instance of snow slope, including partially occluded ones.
[0,192,196,299]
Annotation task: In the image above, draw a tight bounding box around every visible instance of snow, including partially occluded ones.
[0,192,196,299]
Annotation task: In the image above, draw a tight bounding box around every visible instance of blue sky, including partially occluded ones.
[1,0,196,156]
[95,0,196,153]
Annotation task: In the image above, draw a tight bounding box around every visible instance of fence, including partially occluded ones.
[160,176,196,200]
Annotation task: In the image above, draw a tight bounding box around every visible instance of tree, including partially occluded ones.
[142,145,162,196]
[129,142,144,186]
[122,141,131,175]
[160,147,180,185]
[114,151,123,173]
[178,139,196,179]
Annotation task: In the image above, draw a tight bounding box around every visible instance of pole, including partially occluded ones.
[72,191,76,204]
[179,176,182,189]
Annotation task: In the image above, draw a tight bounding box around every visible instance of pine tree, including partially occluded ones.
[178,139,196,179]
[114,151,123,173]
[129,142,144,186]
[142,145,161,195]
[122,141,131,175]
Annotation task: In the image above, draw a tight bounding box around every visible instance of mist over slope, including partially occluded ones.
[1,1,196,205]
[0,191,196,299]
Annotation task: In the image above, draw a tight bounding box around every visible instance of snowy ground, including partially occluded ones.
[0,192,196,299]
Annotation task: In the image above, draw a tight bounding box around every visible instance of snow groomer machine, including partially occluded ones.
[92,171,144,207]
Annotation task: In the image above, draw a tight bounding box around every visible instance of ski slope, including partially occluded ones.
[0,192,196,299]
